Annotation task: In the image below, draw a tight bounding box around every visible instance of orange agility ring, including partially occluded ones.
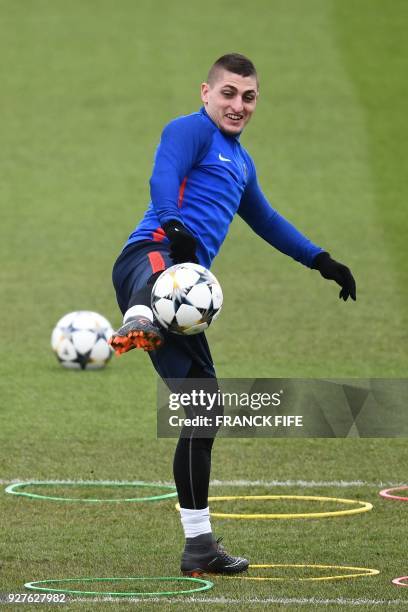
[392,576,408,587]
[379,486,408,501]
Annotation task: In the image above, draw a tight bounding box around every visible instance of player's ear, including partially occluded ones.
[201,82,210,104]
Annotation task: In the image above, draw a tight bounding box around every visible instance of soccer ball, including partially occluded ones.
[151,263,223,335]
[51,311,114,370]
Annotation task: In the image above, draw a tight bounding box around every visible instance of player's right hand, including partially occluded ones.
[163,219,198,264]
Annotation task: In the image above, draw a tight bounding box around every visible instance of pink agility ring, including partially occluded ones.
[392,576,408,587]
[379,486,408,501]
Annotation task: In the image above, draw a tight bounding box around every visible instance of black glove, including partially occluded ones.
[312,252,356,301]
[162,219,198,264]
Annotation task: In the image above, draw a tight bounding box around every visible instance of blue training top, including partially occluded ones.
[125,107,323,269]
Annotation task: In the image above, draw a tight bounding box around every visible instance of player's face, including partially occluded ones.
[201,70,259,136]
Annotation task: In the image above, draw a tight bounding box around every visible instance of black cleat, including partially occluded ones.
[108,316,164,355]
[181,533,249,576]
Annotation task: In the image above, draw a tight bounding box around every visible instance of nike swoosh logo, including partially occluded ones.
[219,153,232,162]
[225,559,244,567]
[208,557,243,568]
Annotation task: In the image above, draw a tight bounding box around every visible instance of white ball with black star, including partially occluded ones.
[51,311,114,370]
[151,263,223,335]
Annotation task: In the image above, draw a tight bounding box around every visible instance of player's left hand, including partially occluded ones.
[312,252,356,301]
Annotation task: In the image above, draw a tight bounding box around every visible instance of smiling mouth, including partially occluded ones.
[225,113,243,121]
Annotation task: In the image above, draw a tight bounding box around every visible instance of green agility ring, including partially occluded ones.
[24,576,214,597]
[5,481,177,502]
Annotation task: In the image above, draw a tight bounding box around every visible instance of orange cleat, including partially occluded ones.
[108,316,164,355]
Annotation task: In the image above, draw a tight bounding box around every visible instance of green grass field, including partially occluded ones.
[1,0,407,609]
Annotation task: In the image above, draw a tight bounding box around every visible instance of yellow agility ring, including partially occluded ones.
[233,564,380,582]
[174,495,373,519]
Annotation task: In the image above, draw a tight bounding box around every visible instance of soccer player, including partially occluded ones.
[109,53,356,575]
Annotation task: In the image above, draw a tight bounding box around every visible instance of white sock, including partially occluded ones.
[123,304,153,324]
[180,506,212,539]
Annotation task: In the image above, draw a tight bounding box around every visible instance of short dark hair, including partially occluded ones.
[207,53,258,86]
